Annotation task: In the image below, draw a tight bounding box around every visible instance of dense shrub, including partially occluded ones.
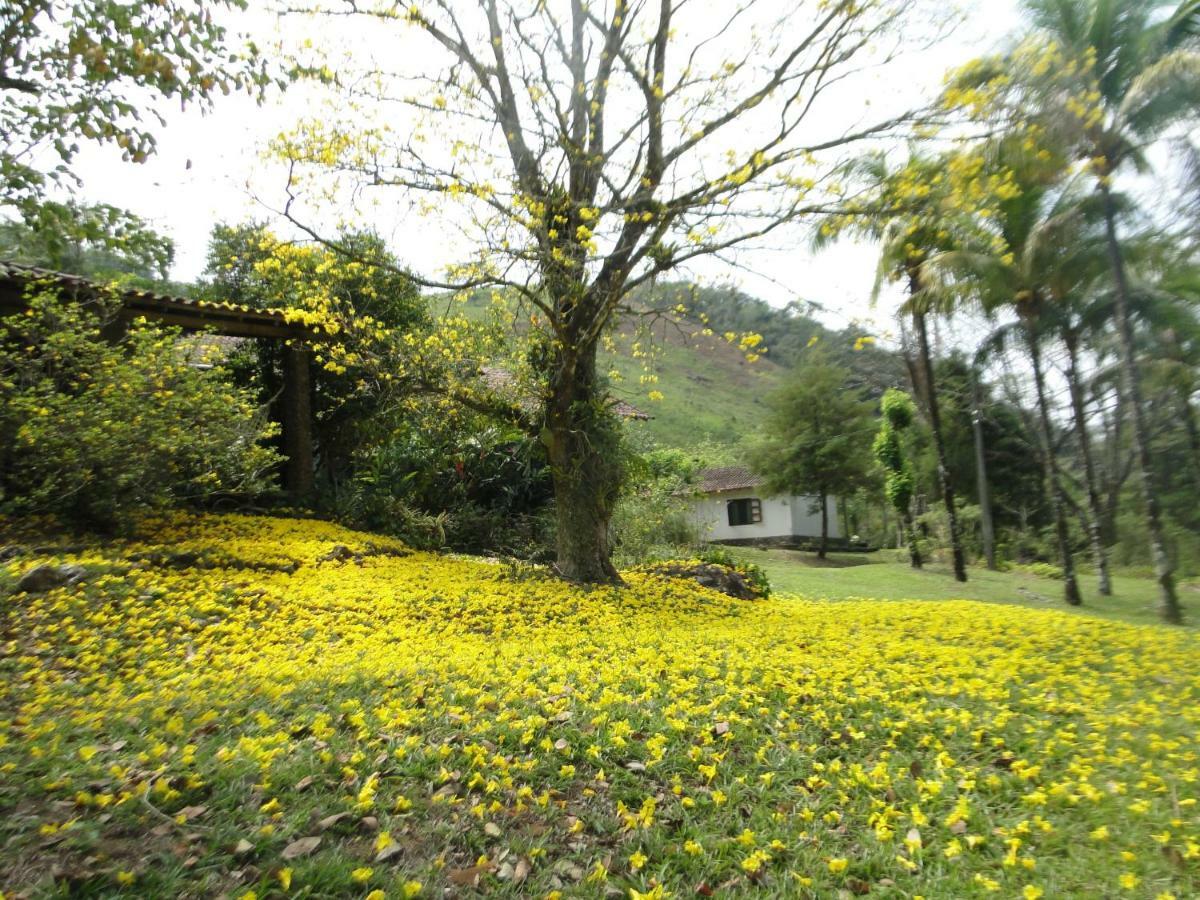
[611,445,704,566]
[332,414,555,556]
[0,288,281,530]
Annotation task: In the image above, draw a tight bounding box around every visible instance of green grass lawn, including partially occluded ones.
[727,546,1198,627]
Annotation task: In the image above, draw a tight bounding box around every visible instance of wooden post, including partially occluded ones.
[281,344,315,500]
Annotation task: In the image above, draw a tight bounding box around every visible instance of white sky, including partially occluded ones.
[64,0,1025,337]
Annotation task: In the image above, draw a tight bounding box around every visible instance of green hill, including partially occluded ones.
[435,282,904,449]
[602,316,785,447]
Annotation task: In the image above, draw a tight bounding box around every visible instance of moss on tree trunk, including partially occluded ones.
[544,339,623,584]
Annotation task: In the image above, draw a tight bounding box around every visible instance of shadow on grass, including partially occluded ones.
[763,551,875,569]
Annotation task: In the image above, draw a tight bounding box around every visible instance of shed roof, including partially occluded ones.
[695,465,764,494]
[0,260,324,341]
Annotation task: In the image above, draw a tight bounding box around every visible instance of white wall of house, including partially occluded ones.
[788,495,838,539]
[691,488,840,543]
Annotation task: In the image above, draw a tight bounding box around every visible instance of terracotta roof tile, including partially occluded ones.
[694,466,763,493]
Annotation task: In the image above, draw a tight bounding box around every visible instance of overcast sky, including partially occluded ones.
[65,0,1025,337]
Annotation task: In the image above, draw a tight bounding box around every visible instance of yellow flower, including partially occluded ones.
[1119,873,1140,890]
[351,867,373,883]
[277,868,292,890]
[827,858,848,874]
[1023,887,1043,900]
[374,832,394,853]
[629,850,648,870]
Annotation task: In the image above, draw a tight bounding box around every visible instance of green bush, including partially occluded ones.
[332,413,554,556]
[611,445,704,566]
[0,287,281,530]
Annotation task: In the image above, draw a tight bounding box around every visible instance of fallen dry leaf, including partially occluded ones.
[281,836,321,860]
[317,812,350,831]
[448,864,494,886]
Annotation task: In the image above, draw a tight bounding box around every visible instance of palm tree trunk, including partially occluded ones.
[910,302,968,582]
[903,508,922,568]
[1099,184,1181,623]
[1025,317,1083,606]
[1062,328,1112,596]
[1179,389,1200,489]
[818,489,829,559]
[970,367,998,570]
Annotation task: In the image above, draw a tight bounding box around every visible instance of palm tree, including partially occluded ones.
[1012,0,1198,621]
[825,151,971,582]
[925,142,1115,605]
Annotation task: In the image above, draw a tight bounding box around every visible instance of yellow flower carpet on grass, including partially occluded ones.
[1,514,1197,898]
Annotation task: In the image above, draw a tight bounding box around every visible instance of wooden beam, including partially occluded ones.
[281,345,315,500]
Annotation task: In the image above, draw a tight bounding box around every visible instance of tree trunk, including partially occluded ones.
[970,367,997,570]
[545,339,623,584]
[1062,329,1112,595]
[910,302,967,581]
[1100,184,1181,623]
[903,509,922,569]
[281,345,315,501]
[1025,318,1083,606]
[818,490,829,559]
[1179,388,1200,489]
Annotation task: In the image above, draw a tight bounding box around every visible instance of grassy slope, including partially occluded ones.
[3,514,1200,899]
[727,547,1198,627]
[439,293,783,448]
[605,320,783,448]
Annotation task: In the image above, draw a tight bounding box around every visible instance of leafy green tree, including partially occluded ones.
[200,224,429,495]
[946,0,1199,620]
[0,201,174,280]
[874,388,922,569]
[749,352,876,558]
[1,1,269,236]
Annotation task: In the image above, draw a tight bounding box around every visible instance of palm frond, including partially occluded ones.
[1118,48,1200,139]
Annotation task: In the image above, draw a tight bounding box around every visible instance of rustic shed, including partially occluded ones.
[0,261,322,498]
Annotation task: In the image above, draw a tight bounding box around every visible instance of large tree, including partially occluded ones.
[748,351,876,559]
[945,0,1200,620]
[274,0,916,582]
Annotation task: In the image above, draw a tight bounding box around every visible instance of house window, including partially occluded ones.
[727,498,762,526]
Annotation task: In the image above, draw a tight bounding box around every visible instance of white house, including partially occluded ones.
[689,466,840,546]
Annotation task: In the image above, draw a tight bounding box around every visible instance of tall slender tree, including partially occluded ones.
[946,0,1199,620]
[926,145,1111,605]
[822,151,991,582]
